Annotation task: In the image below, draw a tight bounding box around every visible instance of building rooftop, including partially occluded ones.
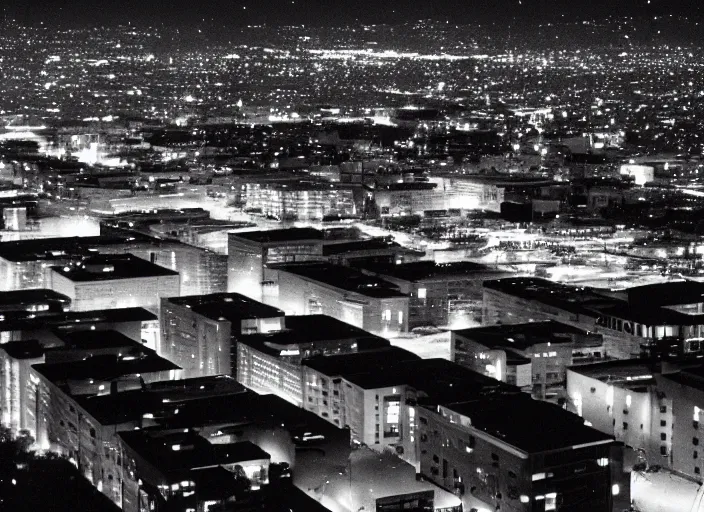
[377,182,437,191]
[239,315,389,357]
[303,346,420,380]
[165,293,284,323]
[438,395,614,454]
[322,238,405,257]
[363,261,507,282]
[0,234,154,262]
[567,359,656,389]
[0,289,71,310]
[32,352,179,384]
[73,376,247,425]
[658,365,704,394]
[0,339,45,360]
[230,227,323,245]
[305,351,513,401]
[454,320,603,351]
[153,390,343,439]
[50,253,178,282]
[54,329,146,352]
[625,280,704,307]
[272,262,407,298]
[119,429,269,478]
[484,277,704,325]
[0,307,157,333]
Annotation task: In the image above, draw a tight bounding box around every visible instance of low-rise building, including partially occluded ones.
[566,360,661,465]
[483,278,704,360]
[302,352,513,467]
[237,315,389,405]
[0,306,158,348]
[47,253,181,313]
[359,261,510,329]
[0,234,226,296]
[419,394,616,512]
[242,180,357,221]
[453,321,606,399]
[268,262,410,337]
[160,293,284,378]
[119,429,271,509]
[228,228,324,301]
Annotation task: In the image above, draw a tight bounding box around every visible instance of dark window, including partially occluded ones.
[90,428,96,438]
[433,455,440,463]
[661,406,668,414]
[491,453,500,461]
[696,421,700,430]
[661,420,667,427]
[508,471,517,479]
[443,459,448,479]
[661,433,667,441]
[623,422,629,430]
[469,436,476,448]
[661,446,668,455]
[696,467,701,475]
[695,452,699,460]
[695,438,700,446]
[623,409,629,415]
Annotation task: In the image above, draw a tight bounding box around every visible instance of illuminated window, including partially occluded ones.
[418,288,427,299]
[383,309,391,321]
[398,311,404,325]
[545,493,557,511]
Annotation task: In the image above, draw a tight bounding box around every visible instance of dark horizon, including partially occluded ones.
[2,0,703,28]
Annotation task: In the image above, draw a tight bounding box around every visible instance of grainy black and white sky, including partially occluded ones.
[2,0,702,27]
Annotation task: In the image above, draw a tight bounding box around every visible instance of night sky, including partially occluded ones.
[2,0,703,27]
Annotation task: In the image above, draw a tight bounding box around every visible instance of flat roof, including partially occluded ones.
[305,351,513,400]
[378,182,437,191]
[273,262,407,298]
[658,365,704,393]
[0,339,45,360]
[363,261,508,282]
[0,289,71,307]
[153,390,342,437]
[166,293,284,322]
[50,254,178,282]
[304,346,420,379]
[440,395,613,454]
[54,329,146,352]
[0,307,157,332]
[567,359,656,389]
[454,320,603,351]
[322,238,405,256]
[626,280,704,307]
[32,353,179,384]
[239,315,389,356]
[119,430,269,475]
[230,227,323,244]
[0,234,154,262]
[484,277,704,326]
[75,376,248,425]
